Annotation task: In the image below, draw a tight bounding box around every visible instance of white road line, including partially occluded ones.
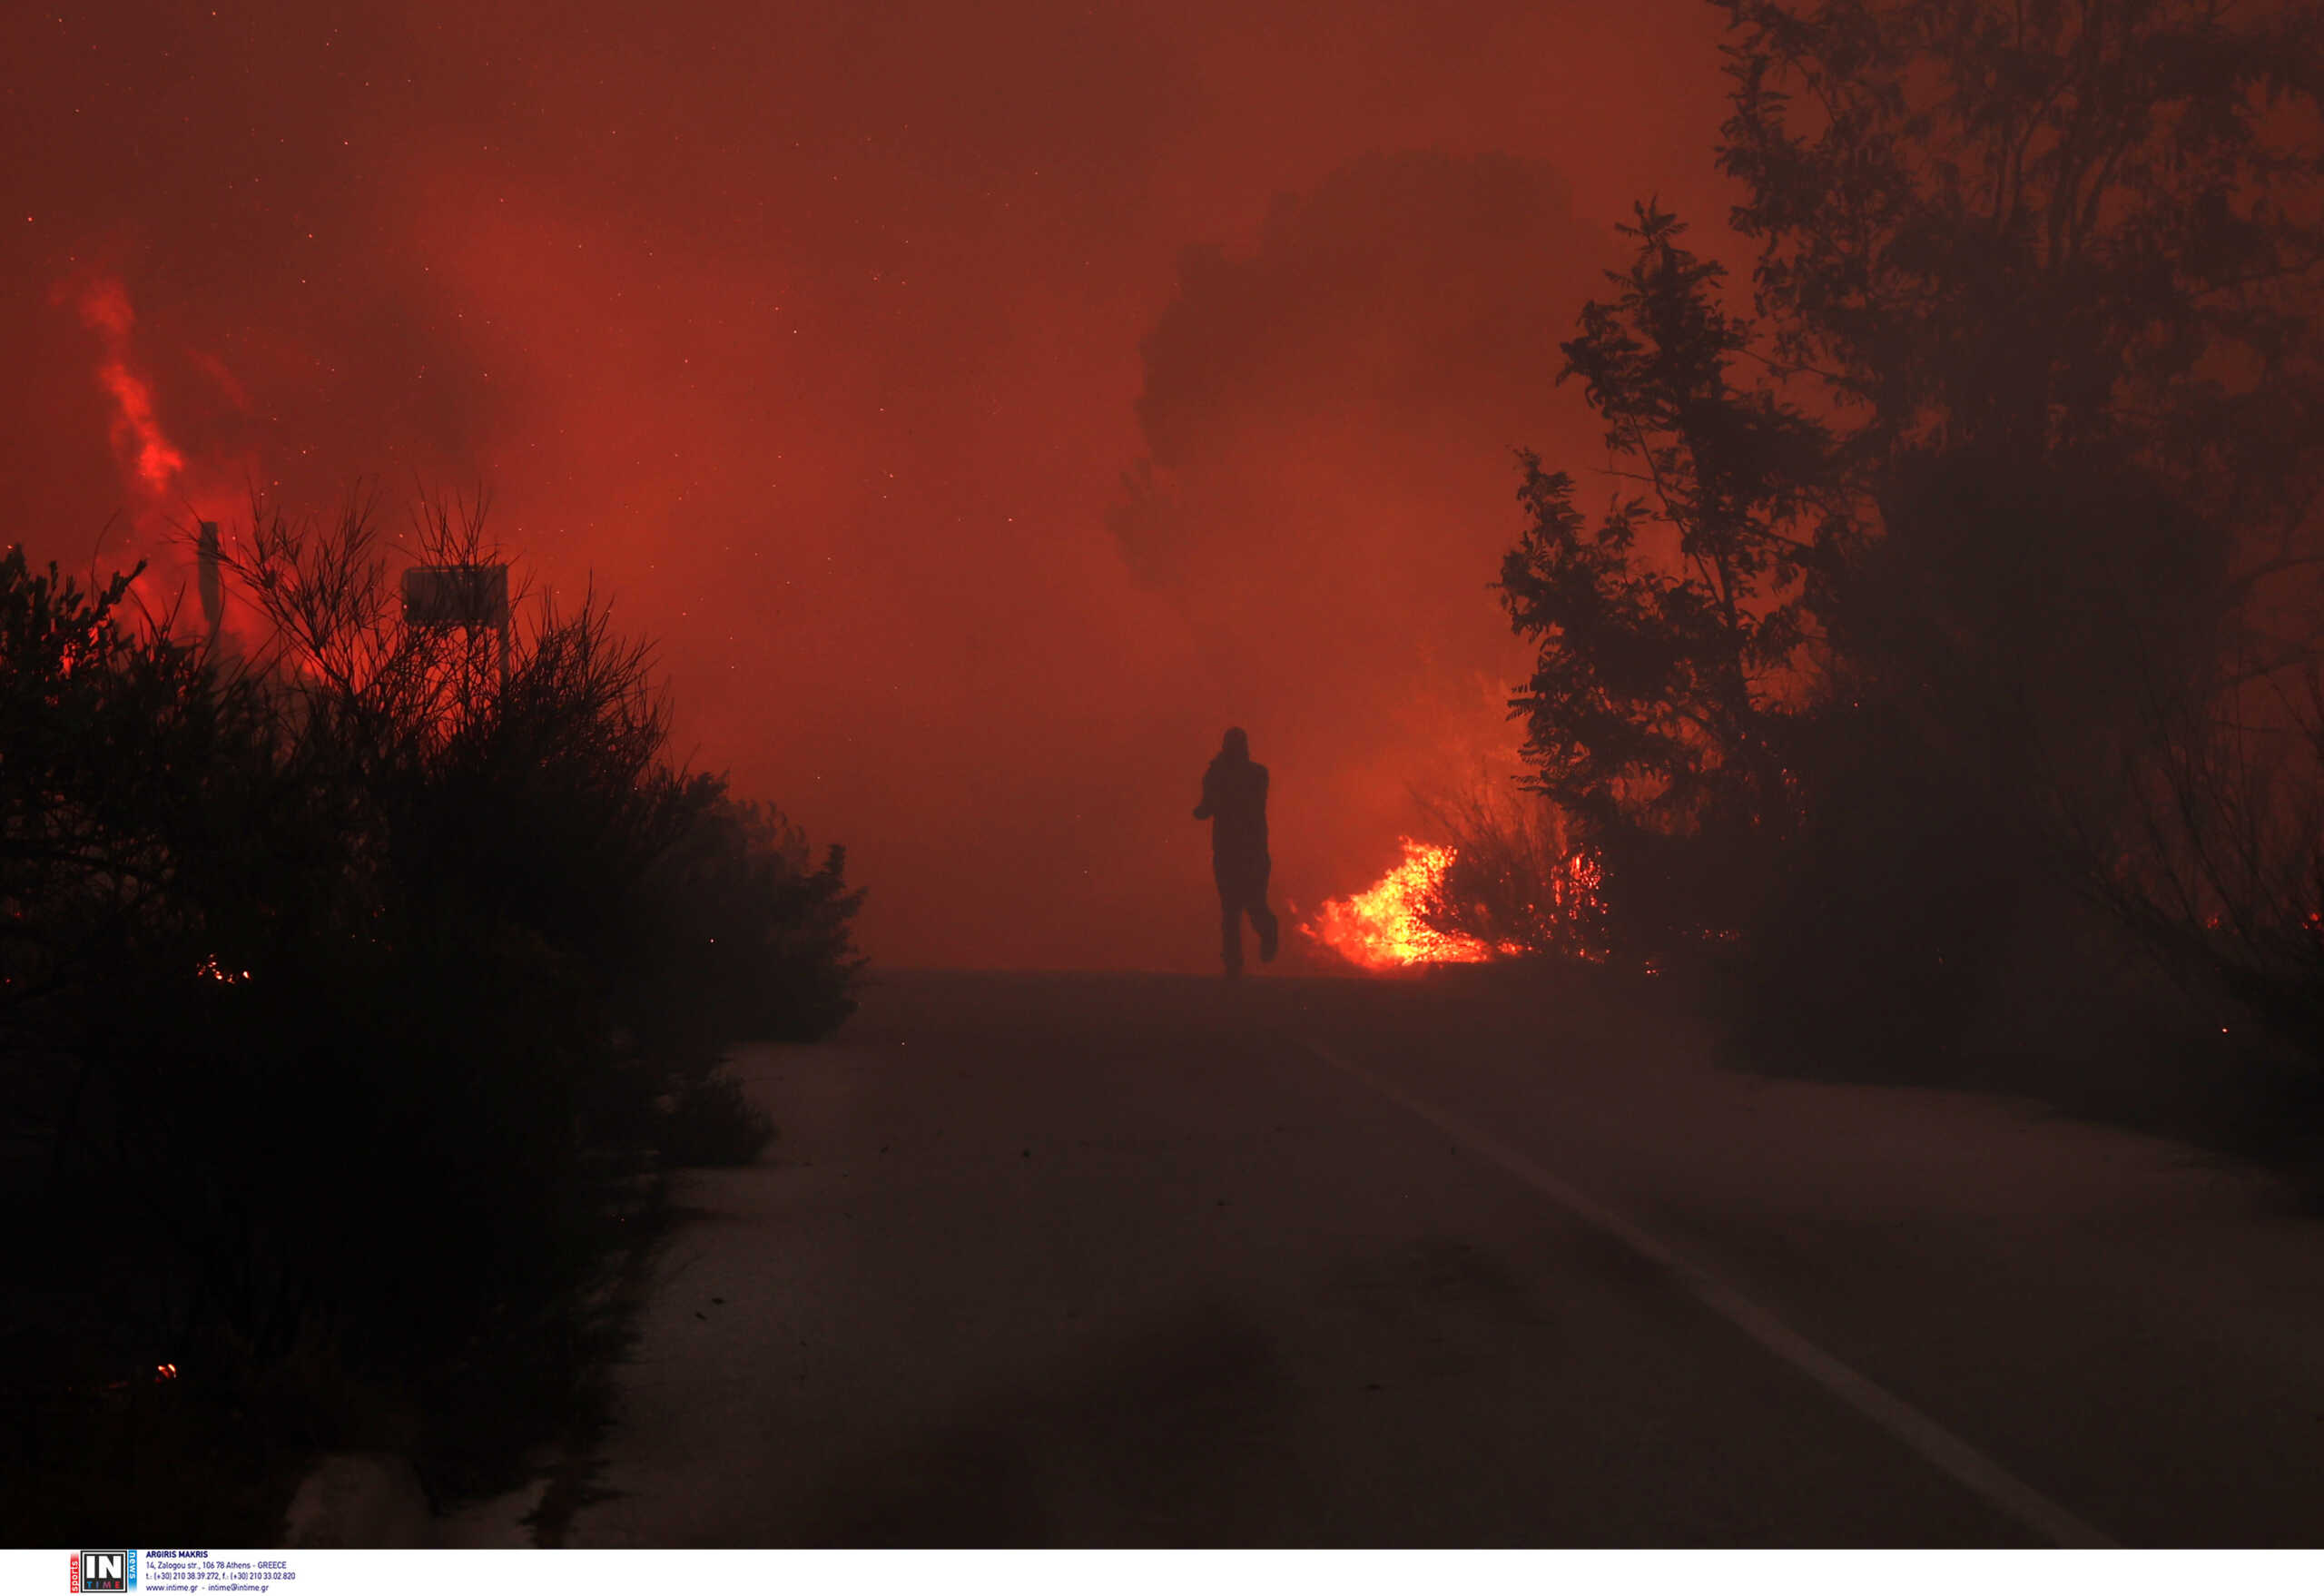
[1294,1034,2115,1549]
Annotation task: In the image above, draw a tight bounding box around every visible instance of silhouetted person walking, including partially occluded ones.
[1195,726,1279,976]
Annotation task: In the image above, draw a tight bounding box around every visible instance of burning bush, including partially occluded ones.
[1414,783,1606,962]
[1306,838,1503,969]
[1304,785,1605,970]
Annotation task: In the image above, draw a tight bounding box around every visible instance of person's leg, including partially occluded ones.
[1250,899,1279,962]
[1249,862,1279,962]
[1216,873,1245,975]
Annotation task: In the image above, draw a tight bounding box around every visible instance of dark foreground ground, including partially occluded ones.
[545,967,2324,1546]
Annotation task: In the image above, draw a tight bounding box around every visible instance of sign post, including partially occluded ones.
[400,563,512,685]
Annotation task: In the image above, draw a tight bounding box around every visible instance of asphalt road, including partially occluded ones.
[556,968,2324,1547]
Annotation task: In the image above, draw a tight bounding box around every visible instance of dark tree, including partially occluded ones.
[1507,0,2324,1074]
[1712,0,2324,1065]
[1499,204,1836,941]
[1719,0,2324,484]
[1715,0,2324,785]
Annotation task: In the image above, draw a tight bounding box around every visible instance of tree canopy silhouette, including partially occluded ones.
[1501,204,1834,851]
[1505,0,2324,1063]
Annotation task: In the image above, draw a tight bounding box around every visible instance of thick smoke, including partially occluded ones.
[1114,151,1610,943]
[1,0,1729,969]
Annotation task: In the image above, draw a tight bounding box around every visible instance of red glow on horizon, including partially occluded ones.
[2,2,1744,970]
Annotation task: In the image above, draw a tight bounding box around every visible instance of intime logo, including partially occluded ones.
[71,1550,134,1592]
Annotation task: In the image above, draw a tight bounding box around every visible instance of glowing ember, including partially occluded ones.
[1305,837,1498,970]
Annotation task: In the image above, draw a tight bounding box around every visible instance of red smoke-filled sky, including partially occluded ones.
[1,0,1747,970]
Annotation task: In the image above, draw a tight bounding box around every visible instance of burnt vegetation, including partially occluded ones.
[0,495,863,1539]
[1492,0,2324,1164]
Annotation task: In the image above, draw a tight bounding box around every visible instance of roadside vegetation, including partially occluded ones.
[1472,0,2324,1177]
[1404,782,1609,963]
[0,492,863,1541]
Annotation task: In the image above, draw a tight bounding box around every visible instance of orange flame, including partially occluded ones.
[75,279,188,499]
[1305,837,1499,970]
[63,274,271,649]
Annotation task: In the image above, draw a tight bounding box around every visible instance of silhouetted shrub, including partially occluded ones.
[2,494,863,1533]
[1714,709,2043,1076]
[634,793,865,1056]
[658,1071,774,1169]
